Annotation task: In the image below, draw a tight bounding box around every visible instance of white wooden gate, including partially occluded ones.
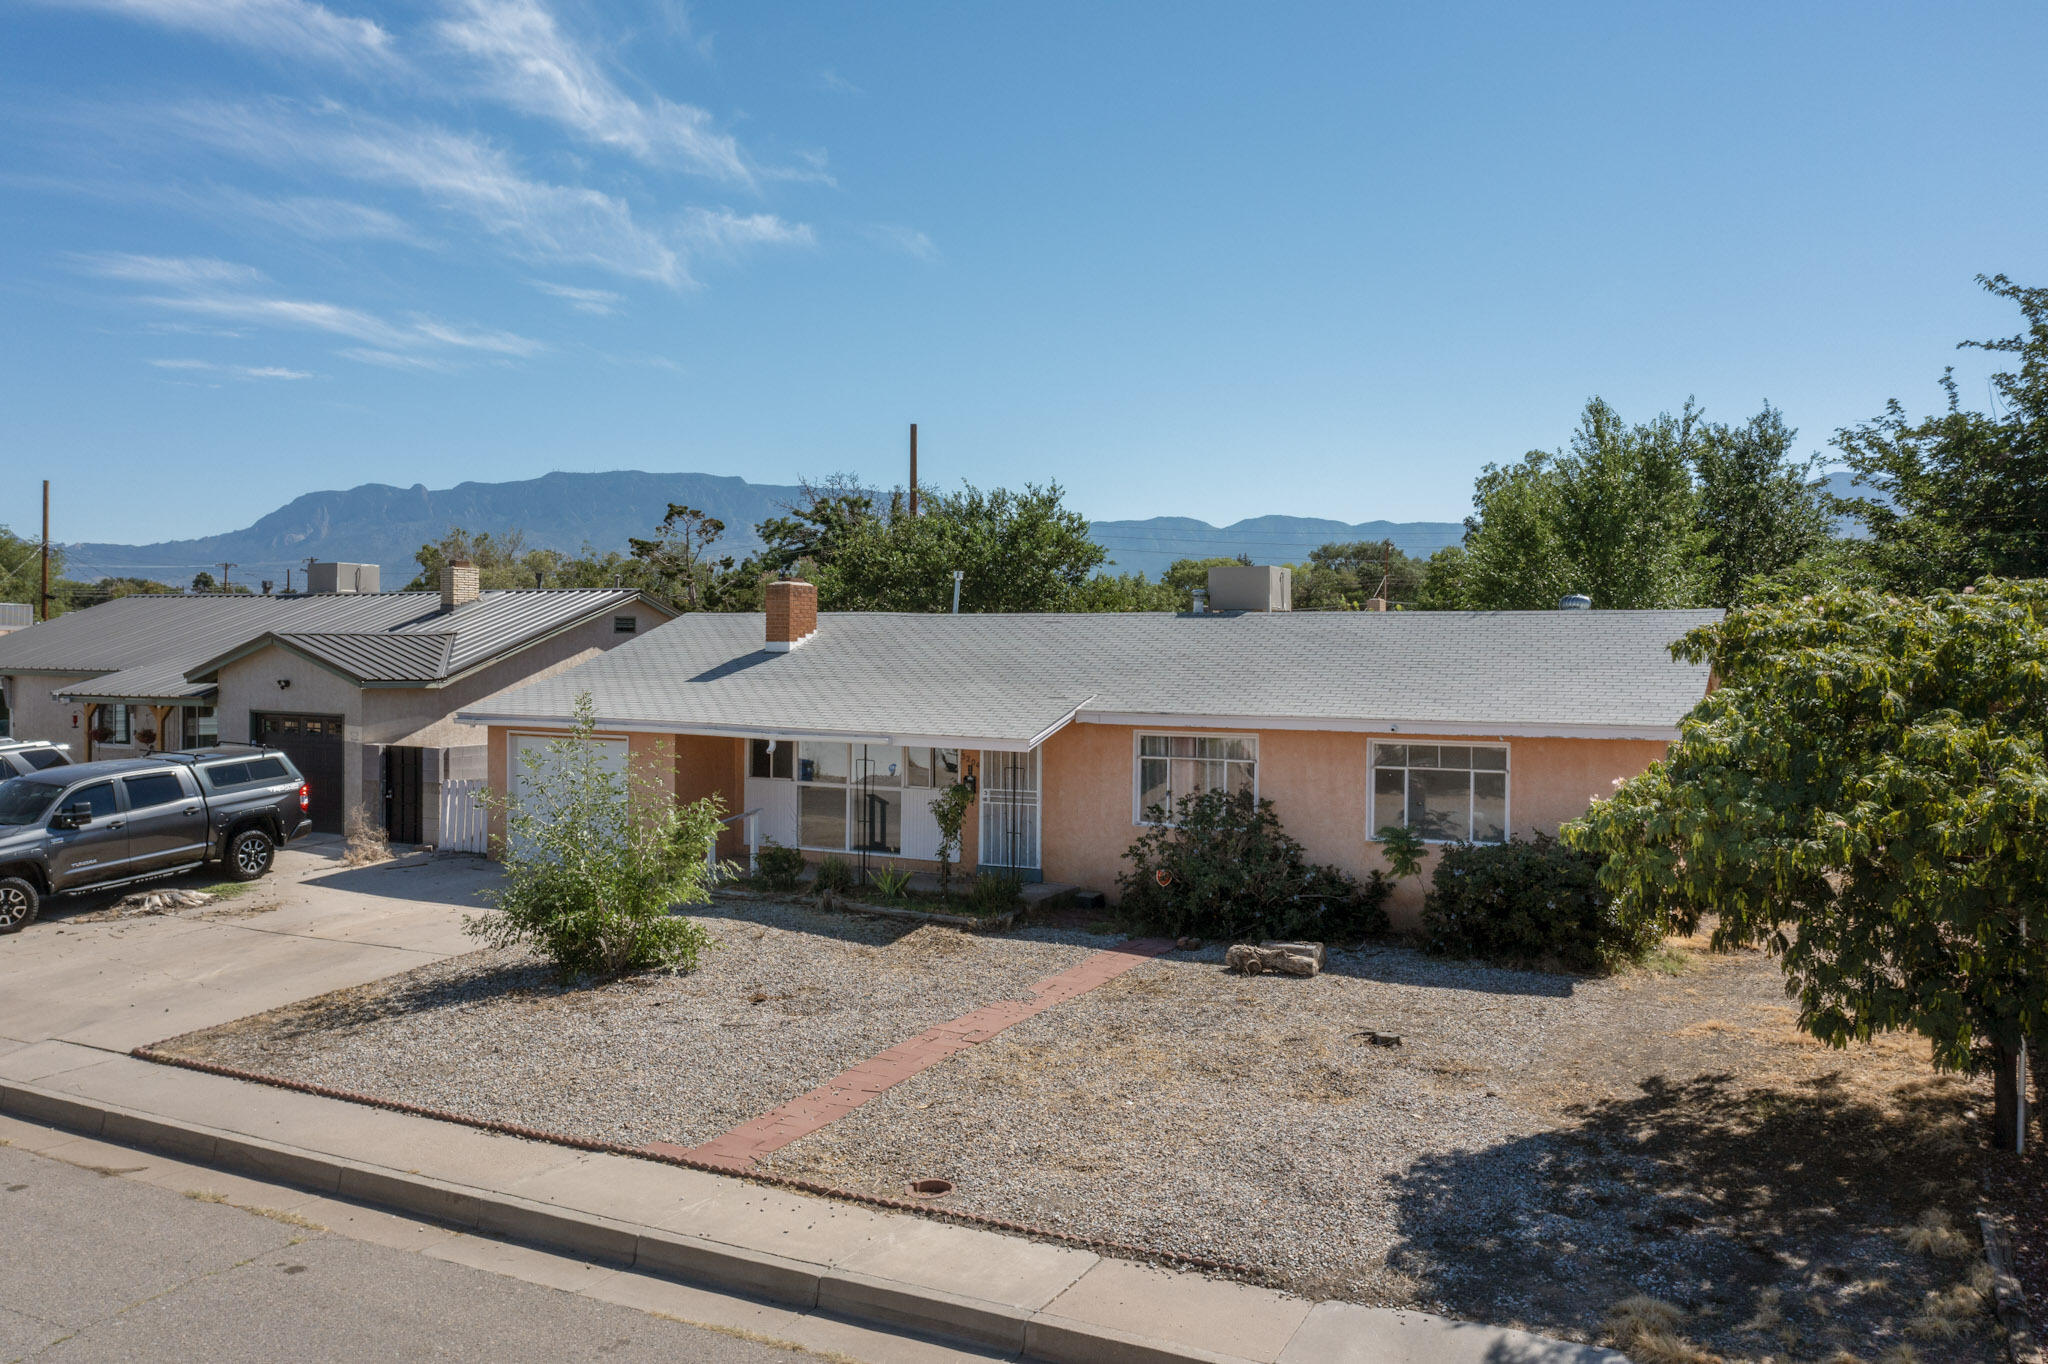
[438,777,489,854]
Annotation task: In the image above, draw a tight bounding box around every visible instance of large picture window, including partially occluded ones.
[756,740,961,853]
[1134,733,1257,824]
[1371,743,1508,843]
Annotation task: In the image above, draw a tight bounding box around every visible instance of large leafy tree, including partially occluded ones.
[1293,540,1425,609]
[1454,398,1706,610]
[766,480,1106,612]
[628,504,732,610]
[1692,404,1831,606]
[1566,580,2048,1149]
[1834,274,2048,590]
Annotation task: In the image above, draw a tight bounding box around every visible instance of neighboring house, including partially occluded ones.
[459,574,1716,925]
[0,564,672,841]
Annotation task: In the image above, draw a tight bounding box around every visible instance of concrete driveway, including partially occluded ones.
[0,838,488,1056]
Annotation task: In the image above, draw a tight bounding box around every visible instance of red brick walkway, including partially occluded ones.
[651,938,1173,1170]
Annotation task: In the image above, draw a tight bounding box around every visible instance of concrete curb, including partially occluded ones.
[0,1076,1250,1364]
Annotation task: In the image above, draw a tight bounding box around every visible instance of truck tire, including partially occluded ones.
[0,876,39,934]
[225,828,276,882]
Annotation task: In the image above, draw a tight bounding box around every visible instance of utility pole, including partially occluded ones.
[216,562,237,591]
[908,423,919,518]
[39,480,50,622]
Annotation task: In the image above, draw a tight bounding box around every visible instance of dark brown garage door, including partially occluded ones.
[251,712,346,834]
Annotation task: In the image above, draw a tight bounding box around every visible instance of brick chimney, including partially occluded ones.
[764,579,818,652]
[441,560,481,612]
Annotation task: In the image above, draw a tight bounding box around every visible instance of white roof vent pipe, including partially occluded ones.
[1190,588,1207,616]
[1559,594,1592,610]
[951,569,963,614]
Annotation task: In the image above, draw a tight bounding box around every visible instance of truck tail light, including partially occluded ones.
[299,783,310,812]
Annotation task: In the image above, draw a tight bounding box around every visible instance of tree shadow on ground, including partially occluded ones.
[690,898,931,951]
[1321,943,1580,998]
[1384,1071,1996,1361]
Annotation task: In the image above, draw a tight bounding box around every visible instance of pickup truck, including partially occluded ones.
[0,738,72,780]
[0,748,312,933]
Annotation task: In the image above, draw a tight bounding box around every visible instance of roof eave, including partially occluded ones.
[1074,709,1685,741]
[452,710,1059,752]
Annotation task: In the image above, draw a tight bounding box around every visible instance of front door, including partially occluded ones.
[121,768,208,871]
[977,748,1041,880]
[253,712,346,834]
[46,779,129,890]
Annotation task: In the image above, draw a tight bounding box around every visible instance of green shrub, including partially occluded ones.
[1118,786,1391,942]
[965,872,1023,916]
[755,841,806,891]
[813,855,856,894]
[928,783,972,895]
[469,695,718,981]
[1421,834,1658,974]
[873,866,914,900]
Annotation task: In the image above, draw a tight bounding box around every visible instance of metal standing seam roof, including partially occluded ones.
[457,608,1723,748]
[0,590,654,702]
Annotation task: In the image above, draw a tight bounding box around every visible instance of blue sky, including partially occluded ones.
[4,1,2045,549]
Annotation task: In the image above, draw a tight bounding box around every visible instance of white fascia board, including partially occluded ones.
[1075,709,1680,742]
[454,710,1055,752]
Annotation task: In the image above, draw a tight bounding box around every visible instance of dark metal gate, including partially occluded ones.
[383,745,425,845]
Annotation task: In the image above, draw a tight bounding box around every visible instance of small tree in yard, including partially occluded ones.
[1566,580,2048,1151]
[470,695,722,981]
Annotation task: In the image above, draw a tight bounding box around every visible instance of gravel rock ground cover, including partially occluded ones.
[156,903,2003,1362]
[157,900,1099,1148]
[760,933,2002,1364]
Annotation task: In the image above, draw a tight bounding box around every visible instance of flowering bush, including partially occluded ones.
[1420,834,1658,973]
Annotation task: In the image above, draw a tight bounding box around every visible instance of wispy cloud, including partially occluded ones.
[532,280,623,315]
[434,0,748,180]
[27,0,395,68]
[76,251,542,360]
[168,101,696,284]
[72,251,268,288]
[818,69,862,95]
[148,356,315,379]
[335,347,461,372]
[865,224,939,261]
[680,207,814,256]
[217,190,425,244]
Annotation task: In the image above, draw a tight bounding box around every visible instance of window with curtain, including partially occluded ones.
[1370,743,1508,843]
[1134,733,1256,824]
[181,705,218,750]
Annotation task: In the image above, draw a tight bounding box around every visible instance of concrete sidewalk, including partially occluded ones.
[0,850,1621,1364]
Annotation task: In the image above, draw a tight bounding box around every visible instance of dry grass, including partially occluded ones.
[1906,1276,1988,1339]
[1898,1208,1975,1258]
[1877,1346,1920,1364]
[342,811,391,866]
[1604,1295,1718,1364]
[1738,1287,1783,1333]
[183,1189,228,1203]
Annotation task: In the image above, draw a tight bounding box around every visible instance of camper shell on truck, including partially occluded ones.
[0,747,311,932]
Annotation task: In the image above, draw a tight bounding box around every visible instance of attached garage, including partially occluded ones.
[252,712,345,834]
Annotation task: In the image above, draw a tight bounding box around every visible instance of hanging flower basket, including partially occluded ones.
[135,728,159,749]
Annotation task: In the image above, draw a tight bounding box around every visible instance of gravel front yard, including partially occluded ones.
[158,901,2004,1362]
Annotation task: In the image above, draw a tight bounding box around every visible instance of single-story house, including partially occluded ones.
[458,576,1716,924]
[0,564,671,840]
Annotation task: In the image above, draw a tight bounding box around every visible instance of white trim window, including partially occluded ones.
[1134,732,1257,824]
[1371,742,1509,844]
[771,740,961,854]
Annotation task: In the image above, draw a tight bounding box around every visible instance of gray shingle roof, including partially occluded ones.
[459,609,1722,746]
[0,590,650,701]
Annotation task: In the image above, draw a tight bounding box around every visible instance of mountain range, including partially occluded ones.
[63,471,1470,587]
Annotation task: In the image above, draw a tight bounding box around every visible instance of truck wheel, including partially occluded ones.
[0,876,38,934]
[225,829,276,881]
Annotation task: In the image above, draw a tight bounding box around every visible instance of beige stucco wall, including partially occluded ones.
[1037,722,1671,930]
[1,672,98,755]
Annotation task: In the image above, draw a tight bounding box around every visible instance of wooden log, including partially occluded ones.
[1224,944,1319,977]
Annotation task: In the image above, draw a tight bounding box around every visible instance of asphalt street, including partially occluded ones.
[0,1141,819,1363]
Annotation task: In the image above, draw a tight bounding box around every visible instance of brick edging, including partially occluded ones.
[127,1044,1267,1284]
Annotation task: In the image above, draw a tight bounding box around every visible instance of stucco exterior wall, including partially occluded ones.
[1,672,97,753]
[1037,722,1671,930]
